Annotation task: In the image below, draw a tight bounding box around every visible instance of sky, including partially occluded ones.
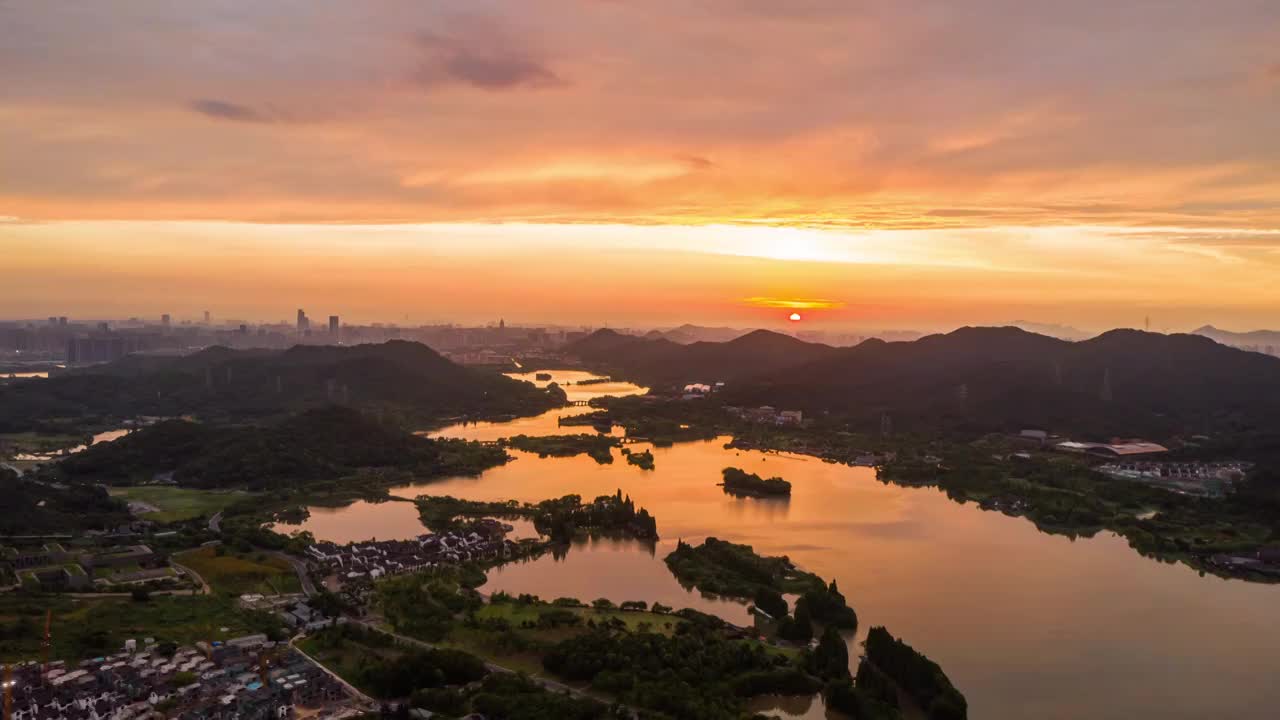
[2,1,1279,331]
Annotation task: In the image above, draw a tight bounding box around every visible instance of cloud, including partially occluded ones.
[441,52,562,89]
[188,99,275,124]
[412,30,565,90]
[743,297,846,310]
[679,155,717,170]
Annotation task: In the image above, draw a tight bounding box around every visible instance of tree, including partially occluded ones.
[777,601,813,644]
[806,626,850,681]
[752,587,788,619]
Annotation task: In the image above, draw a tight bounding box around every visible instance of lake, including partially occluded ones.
[283,370,1280,720]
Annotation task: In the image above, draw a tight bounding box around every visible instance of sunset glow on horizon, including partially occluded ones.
[2,1,1279,331]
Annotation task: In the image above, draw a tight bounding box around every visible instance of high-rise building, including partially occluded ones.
[329,315,340,334]
[161,313,171,329]
[66,334,148,364]
[204,310,211,325]
[296,309,309,333]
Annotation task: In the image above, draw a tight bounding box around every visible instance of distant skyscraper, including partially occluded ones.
[204,310,211,325]
[296,309,309,333]
[329,315,339,334]
[161,313,171,329]
[58,316,67,326]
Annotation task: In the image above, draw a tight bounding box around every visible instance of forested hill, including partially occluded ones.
[578,326,1280,440]
[0,466,131,535]
[57,405,510,491]
[565,328,837,385]
[0,340,560,432]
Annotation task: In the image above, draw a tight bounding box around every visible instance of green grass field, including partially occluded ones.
[109,486,249,523]
[0,594,281,663]
[174,546,301,596]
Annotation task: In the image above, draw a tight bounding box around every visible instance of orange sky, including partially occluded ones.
[2,2,1279,331]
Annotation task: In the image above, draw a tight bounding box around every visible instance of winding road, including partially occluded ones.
[270,551,318,597]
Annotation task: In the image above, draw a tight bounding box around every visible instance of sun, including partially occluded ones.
[788,312,802,322]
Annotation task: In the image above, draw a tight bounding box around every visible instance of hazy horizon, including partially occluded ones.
[4,2,1280,330]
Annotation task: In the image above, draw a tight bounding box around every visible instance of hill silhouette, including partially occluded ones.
[0,340,559,432]
[566,328,836,385]
[576,326,1280,439]
[58,405,510,490]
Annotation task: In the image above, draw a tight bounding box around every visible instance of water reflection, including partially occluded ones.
[282,370,1280,720]
[746,693,840,720]
[12,428,133,461]
[722,490,791,521]
[418,369,647,442]
[487,535,753,625]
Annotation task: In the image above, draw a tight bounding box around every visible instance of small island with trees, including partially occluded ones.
[664,537,858,633]
[415,490,658,542]
[622,447,655,470]
[502,434,619,464]
[721,466,792,496]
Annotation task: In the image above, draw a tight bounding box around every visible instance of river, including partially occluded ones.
[11,428,134,461]
[282,370,1280,720]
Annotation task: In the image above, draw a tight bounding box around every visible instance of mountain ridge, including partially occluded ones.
[0,340,560,432]
[573,326,1280,439]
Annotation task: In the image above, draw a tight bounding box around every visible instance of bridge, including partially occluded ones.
[566,400,591,406]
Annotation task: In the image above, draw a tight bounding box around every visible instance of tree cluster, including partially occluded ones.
[864,626,967,720]
[542,624,798,720]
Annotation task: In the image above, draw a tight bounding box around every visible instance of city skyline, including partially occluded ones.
[1,306,1275,342]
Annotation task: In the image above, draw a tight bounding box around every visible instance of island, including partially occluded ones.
[501,433,619,464]
[622,447,655,470]
[415,490,658,542]
[664,537,858,633]
[721,466,792,496]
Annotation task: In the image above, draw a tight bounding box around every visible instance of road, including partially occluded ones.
[271,551,317,597]
[170,559,212,594]
[208,511,223,533]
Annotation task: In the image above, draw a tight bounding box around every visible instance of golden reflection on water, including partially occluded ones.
[282,371,1280,720]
